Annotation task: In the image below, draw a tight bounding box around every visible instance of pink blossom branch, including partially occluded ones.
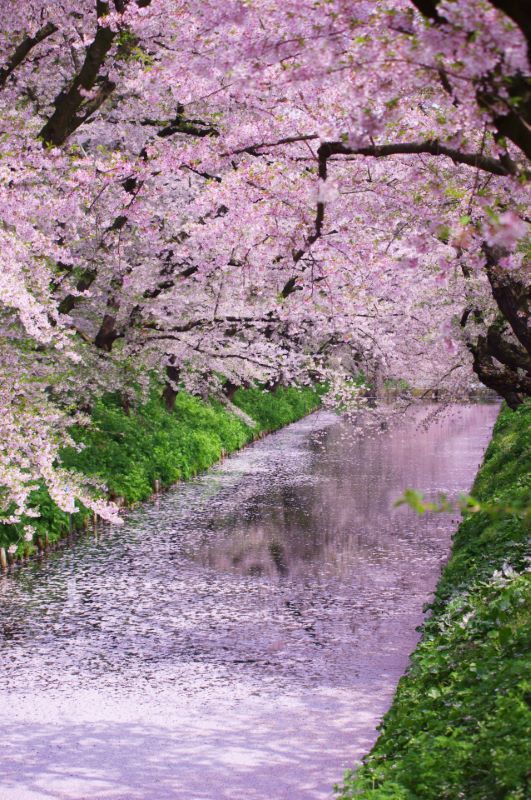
[0,22,58,89]
[230,134,516,175]
[39,1,152,146]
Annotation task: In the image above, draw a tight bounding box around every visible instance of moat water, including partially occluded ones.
[0,404,498,800]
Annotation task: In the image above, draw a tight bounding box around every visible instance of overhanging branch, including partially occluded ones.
[0,22,58,89]
[318,139,515,176]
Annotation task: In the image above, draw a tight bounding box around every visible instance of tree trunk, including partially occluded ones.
[163,361,180,411]
[484,246,531,354]
[463,244,531,408]
[94,312,120,351]
[223,380,239,401]
[468,333,530,409]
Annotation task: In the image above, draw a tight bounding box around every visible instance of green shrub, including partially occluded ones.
[0,483,91,553]
[232,384,321,432]
[1,383,320,552]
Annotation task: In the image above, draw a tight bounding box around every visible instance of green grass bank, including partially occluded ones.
[337,400,530,800]
[1,385,322,556]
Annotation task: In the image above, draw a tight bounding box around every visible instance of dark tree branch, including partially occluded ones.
[488,1,531,52]
[72,76,116,129]
[468,334,530,409]
[39,3,116,145]
[58,268,98,315]
[318,139,516,176]
[227,134,318,157]
[487,322,531,372]
[144,313,280,335]
[157,105,218,139]
[162,357,180,411]
[408,0,531,158]
[485,92,531,162]
[39,1,151,146]
[410,0,531,52]
[407,0,446,22]
[231,134,516,175]
[94,311,122,351]
[483,245,531,355]
[0,22,58,89]
[280,276,303,299]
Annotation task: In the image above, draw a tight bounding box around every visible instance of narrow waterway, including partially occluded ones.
[0,404,497,800]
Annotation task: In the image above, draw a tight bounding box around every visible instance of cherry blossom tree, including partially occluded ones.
[0,0,528,529]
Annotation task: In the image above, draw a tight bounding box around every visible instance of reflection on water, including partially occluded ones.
[0,404,498,800]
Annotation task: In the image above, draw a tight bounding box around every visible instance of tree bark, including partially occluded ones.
[39,17,116,145]
[408,0,531,158]
[468,334,530,409]
[39,1,152,146]
[223,380,240,401]
[94,311,121,351]
[483,246,531,355]
[162,360,180,411]
[0,23,58,89]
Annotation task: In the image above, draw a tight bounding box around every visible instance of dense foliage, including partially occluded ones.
[0,384,321,555]
[337,400,531,800]
[0,0,529,535]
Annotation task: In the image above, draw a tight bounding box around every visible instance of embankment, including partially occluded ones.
[1,385,321,560]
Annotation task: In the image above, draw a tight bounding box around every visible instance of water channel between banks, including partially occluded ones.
[0,404,498,800]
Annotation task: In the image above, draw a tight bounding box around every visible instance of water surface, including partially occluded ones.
[0,404,498,800]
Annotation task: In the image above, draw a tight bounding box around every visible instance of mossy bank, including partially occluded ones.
[338,400,530,800]
[1,385,322,559]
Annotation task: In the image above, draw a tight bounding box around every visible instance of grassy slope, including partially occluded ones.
[337,400,530,800]
[2,385,321,552]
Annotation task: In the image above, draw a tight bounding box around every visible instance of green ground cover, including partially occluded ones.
[337,400,530,800]
[1,384,321,554]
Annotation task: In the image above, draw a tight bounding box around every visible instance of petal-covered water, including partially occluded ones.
[0,404,497,800]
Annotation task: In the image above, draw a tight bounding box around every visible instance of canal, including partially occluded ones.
[0,404,498,800]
